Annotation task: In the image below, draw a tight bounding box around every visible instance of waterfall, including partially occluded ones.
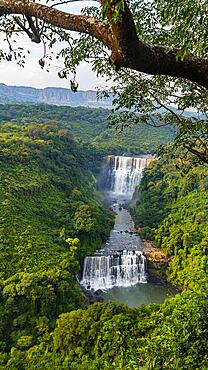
[80,155,149,292]
[104,155,148,197]
[81,250,146,291]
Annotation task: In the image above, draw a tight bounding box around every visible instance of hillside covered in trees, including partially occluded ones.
[0,104,176,155]
[0,104,207,369]
[0,119,113,354]
[132,155,208,290]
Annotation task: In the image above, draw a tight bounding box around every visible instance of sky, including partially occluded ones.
[0,1,106,90]
[0,57,105,90]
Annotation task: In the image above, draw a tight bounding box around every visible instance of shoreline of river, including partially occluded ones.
[142,241,181,292]
[124,205,181,292]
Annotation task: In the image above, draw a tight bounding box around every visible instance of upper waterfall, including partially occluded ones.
[102,155,148,197]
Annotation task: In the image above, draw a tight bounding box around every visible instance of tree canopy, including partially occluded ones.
[0,0,208,163]
[0,0,208,88]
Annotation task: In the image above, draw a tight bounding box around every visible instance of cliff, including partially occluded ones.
[0,83,113,107]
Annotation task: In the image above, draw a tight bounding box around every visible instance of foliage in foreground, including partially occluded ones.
[0,289,208,369]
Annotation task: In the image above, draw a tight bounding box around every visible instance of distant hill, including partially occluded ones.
[0,103,176,155]
[0,83,113,108]
[0,83,202,119]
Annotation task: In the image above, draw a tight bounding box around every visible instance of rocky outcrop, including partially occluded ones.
[143,241,172,285]
[82,288,104,304]
[143,242,169,265]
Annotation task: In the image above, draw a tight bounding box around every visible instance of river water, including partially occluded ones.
[103,283,175,307]
[101,198,175,307]
[80,155,175,307]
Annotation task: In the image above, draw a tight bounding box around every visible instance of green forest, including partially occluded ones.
[132,155,208,290]
[0,117,114,361]
[0,0,207,367]
[0,104,175,155]
[0,103,207,369]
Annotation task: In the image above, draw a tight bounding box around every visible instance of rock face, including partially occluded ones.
[143,241,170,285]
[143,242,168,265]
[0,83,113,107]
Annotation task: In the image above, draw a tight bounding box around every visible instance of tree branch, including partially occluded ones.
[183,144,208,164]
[103,1,208,89]
[1,0,208,89]
[14,16,34,39]
[51,0,100,7]
[0,0,112,48]
[25,15,41,43]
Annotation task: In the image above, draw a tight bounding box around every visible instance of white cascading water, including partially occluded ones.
[81,250,146,291]
[81,156,149,291]
[108,156,148,197]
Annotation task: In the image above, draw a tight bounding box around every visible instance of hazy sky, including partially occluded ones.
[0,57,105,90]
[0,1,106,90]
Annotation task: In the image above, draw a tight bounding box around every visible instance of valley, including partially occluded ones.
[0,103,207,369]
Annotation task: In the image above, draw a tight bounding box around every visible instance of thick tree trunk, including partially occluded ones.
[111,40,208,89]
[107,3,208,89]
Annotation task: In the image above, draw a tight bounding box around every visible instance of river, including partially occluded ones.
[80,155,175,307]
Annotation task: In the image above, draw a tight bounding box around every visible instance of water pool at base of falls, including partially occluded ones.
[102,283,176,308]
[80,155,176,307]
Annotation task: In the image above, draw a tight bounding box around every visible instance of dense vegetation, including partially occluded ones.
[0,0,208,364]
[132,155,208,290]
[0,105,207,369]
[0,104,176,155]
[0,119,113,351]
[0,289,207,369]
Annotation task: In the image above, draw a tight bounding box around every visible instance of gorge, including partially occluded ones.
[0,109,206,369]
[81,155,174,306]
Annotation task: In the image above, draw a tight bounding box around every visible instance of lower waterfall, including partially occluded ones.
[81,250,146,291]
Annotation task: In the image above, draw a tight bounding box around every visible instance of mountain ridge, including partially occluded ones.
[0,83,113,107]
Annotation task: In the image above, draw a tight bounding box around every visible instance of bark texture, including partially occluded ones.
[0,0,208,89]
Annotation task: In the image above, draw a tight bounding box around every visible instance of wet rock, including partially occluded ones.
[83,288,104,304]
